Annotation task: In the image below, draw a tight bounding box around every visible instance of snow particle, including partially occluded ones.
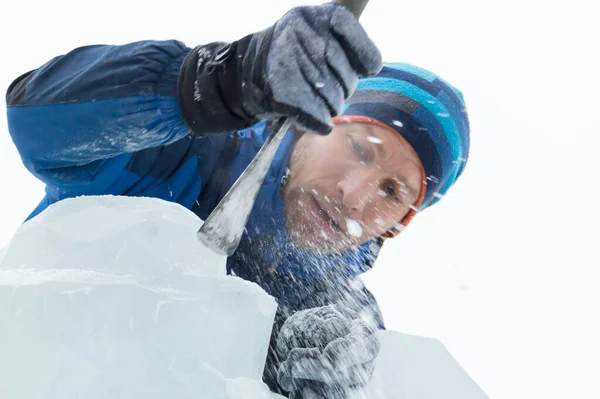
[392,120,403,128]
[367,135,383,144]
[346,219,363,238]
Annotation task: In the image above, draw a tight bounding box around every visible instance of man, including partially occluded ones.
[5,3,469,398]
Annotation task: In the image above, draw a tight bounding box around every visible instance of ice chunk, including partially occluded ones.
[0,195,281,398]
[350,331,488,399]
[0,195,225,278]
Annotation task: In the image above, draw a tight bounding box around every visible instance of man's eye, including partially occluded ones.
[385,184,397,197]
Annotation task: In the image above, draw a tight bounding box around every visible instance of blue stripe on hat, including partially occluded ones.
[410,105,453,207]
[437,89,470,176]
[377,68,442,96]
[384,63,440,83]
[383,64,467,111]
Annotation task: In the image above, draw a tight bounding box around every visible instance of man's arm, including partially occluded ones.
[6,1,381,200]
[6,3,380,200]
[6,40,197,190]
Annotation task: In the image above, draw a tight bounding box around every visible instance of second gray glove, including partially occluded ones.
[276,305,380,398]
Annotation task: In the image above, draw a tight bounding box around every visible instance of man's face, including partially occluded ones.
[283,122,423,253]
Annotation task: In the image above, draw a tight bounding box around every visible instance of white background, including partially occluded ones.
[1,0,599,397]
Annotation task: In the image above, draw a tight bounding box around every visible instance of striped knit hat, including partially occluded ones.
[333,63,470,236]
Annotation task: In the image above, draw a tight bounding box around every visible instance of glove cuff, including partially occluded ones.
[177,40,258,136]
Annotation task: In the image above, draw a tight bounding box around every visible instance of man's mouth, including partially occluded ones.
[310,196,342,233]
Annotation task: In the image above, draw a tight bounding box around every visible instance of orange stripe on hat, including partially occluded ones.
[332,115,427,239]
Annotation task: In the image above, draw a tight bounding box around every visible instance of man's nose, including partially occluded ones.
[336,169,379,219]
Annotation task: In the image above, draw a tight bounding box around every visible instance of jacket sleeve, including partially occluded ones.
[5,40,193,194]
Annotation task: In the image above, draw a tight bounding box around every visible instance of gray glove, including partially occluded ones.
[179,3,382,136]
[276,305,380,399]
[241,2,383,134]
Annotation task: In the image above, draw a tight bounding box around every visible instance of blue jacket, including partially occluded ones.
[5,40,385,388]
